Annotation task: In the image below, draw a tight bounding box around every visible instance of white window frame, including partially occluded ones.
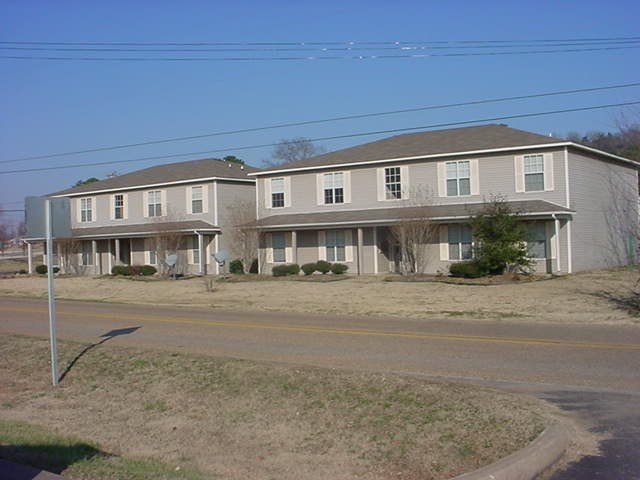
[437,159,479,197]
[111,193,127,220]
[189,235,200,265]
[187,185,208,215]
[146,190,164,217]
[446,160,471,197]
[80,241,94,266]
[271,178,285,208]
[325,230,346,262]
[271,232,286,263]
[526,222,548,259]
[317,230,353,262]
[78,197,94,223]
[377,166,409,201]
[146,249,158,265]
[515,153,554,193]
[524,154,545,192]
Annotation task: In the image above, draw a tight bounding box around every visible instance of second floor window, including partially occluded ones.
[524,154,544,191]
[385,167,402,200]
[324,172,344,204]
[191,186,203,214]
[448,224,473,261]
[271,178,285,208]
[148,190,162,217]
[113,194,124,219]
[446,161,471,196]
[80,198,92,222]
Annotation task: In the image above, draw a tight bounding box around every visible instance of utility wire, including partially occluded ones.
[2,36,640,46]
[2,45,639,61]
[2,40,640,53]
[3,82,639,165]
[1,100,638,175]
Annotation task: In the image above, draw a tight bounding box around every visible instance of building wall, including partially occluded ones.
[568,148,639,271]
[256,147,567,218]
[214,181,257,263]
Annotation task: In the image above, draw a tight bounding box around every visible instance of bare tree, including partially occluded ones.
[56,238,82,274]
[225,200,263,273]
[264,137,325,167]
[389,188,439,274]
[151,210,187,276]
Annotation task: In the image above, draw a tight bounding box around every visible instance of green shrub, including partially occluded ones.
[315,260,331,274]
[111,265,133,276]
[449,261,486,278]
[330,263,349,275]
[229,259,244,274]
[138,265,157,276]
[301,263,317,275]
[272,263,300,277]
[35,264,59,274]
[249,258,259,274]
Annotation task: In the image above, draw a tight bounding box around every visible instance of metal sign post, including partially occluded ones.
[45,199,59,386]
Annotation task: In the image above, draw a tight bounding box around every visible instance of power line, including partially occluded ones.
[3,82,639,165]
[2,36,639,46]
[1,100,638,176]
[2,45,639,61]
[2,40,640,53]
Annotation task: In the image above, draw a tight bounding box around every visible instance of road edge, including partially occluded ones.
[451,423,568,480]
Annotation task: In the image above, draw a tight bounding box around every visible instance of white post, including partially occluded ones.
[373,227,379,275]
[214,234,220,274]
[357,227,364,275]
[198,232,204,275]
[45,200,59,386]
[107,240,113,273]
[115,238,121,265]
[291,231,297,265]
[554,217,561,273]
[92,240,98,274]
[27,242,33,274]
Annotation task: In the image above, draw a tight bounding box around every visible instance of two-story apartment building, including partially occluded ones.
[30,158,256,275]
[250,124,639,275]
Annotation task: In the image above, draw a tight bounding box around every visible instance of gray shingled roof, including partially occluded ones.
[253,200,573,229]
[54,158,257,196]
[256,124,562,174]
[70,220,219,239]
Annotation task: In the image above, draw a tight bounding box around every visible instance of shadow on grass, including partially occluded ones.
[59,326,140,382]
[593,289,640,316]
[0,442,106,475]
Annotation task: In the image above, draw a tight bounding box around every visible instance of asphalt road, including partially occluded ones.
[1,296,639,478]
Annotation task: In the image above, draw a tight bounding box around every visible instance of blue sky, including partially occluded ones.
[1,0,639,225]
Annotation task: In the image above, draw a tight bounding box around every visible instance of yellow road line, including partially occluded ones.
[3,305,640,350]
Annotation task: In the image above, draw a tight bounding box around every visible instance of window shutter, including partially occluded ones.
[143,192,149,218]
[345,229,353,262]
[123,194,128,219]
[284,176,292,207]
[160,190,167,216]
[186,187,192,214]
[316,174,324,205]
[439,225,449,261]
[436,162,447,197]
[266,233,273,263]
[376,168,385,201]
[264,178,272,209]
[545,221,556,259]
[400,166,409,199]
[514,156,525,193]
[317,231,326,260]
[470,159,480,195]
[109,195,114,220]
[343,171,352,203]
[202,185,209,214]
[543,153,554,191]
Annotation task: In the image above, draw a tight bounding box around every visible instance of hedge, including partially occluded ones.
[35,264,60,274]
[301,263,317,276]
[449,261,486,278]
[330,263,349,275]
[272,263,300,277]
[229,259,244,274]
[315,260,332,274]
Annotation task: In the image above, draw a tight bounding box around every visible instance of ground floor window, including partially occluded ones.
[526,222,547,258]
[448,224,473,260]
[191,236,200,265]
[272,232,286,263]
[148,249,158,265]
[80,242,93,266]
[326,230,346,262]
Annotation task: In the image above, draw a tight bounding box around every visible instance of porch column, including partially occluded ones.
[357,227,364,275]
[291,231,298,264]
[214,234,220,274]
[197,232,204,275]
[373,227,379,274]
[27,242,33,274]
[129,239,133,265]
[554,216,561,273]
[92,240,98,274]
[56,242,63,273]
[114,238,121,265]
[107,240,113,273]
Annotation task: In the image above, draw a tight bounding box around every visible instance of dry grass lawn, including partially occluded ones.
[0,334,552,480]
[1,268,638,324]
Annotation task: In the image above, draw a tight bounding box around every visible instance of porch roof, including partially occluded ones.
[253,200,573,230]
[68,220,220,240]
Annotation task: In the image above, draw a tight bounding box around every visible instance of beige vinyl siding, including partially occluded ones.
[568,150,638,271]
